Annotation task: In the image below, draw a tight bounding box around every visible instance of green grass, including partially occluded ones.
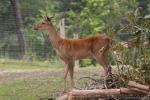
[0,69,96,100]
[0,77,65,100]
[0,59,100,100]
[0,59,63,70]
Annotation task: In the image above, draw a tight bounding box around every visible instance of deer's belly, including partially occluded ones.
[56,48,92,60]
[73,50,92,59]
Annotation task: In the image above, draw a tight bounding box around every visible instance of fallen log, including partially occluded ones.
[68,88,147,100]
[57,81,149,100]
[128,81,149,92]
[129,87,148,94]
[68,89,120,100]
[120,88,147,95]
[68,95,77,100]
[69,89,120,98]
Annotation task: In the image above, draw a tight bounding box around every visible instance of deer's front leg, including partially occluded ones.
[64,65,69,92]
[62,58,75,92]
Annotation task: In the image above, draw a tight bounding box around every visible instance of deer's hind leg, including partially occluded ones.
[68,60,75,88]
[64,64,69,91]
[94,52,111,77]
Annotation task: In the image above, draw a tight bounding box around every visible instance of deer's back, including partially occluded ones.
[58,34,111,59]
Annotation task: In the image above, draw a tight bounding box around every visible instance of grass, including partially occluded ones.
[0,59,100,100]
[0,59,63,70]
[0,77,64,100]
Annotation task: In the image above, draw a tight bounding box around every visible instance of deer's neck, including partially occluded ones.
[48,24,61,49]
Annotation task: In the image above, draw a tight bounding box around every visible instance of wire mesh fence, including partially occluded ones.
[0,0,58,62]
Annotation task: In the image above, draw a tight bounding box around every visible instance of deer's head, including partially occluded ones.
[34,16,53,31]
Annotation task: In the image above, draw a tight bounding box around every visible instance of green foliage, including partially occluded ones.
[79,59,97,67]
[0,0,150,84]
[112,6,150,85]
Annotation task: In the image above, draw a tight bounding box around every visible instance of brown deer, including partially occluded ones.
[34,16,112,90]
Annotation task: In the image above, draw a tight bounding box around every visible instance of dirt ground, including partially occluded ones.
[0,67,100,85]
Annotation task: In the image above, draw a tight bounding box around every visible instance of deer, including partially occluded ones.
[34,16,112,91]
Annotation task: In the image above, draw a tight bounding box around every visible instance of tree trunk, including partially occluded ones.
[60,18,65,38]
[10,0,27,59]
